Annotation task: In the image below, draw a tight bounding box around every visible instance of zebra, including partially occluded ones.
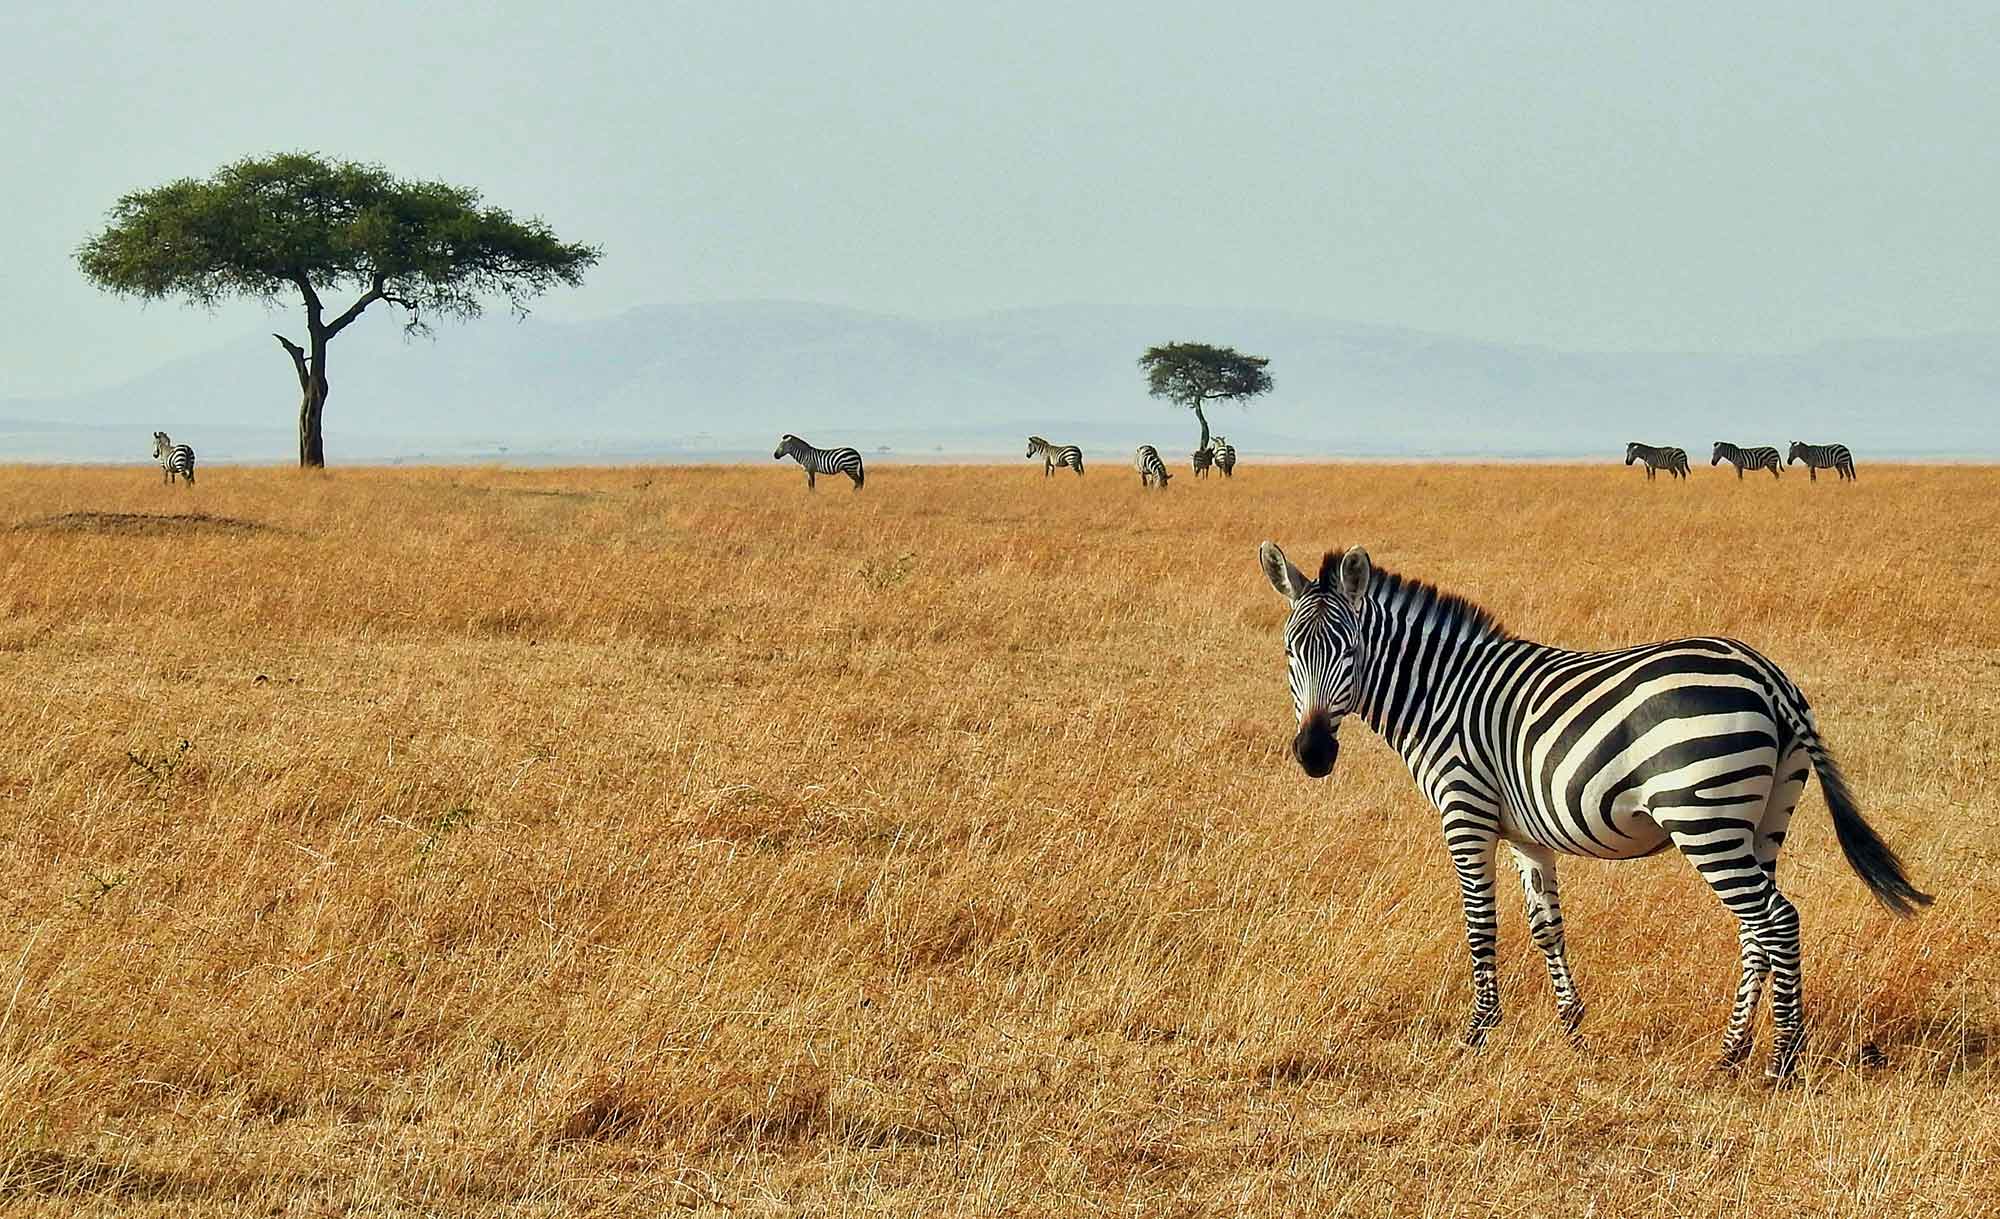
[1788,441,1856,482]
[1625,442,1688,480]
[1134,445,1172,488]
[1258,541,1931,1080]
[152,431,196,485]
[773,434,864,490]
[1026,436,1084,477]
[1211,436,1237,478]
[1713,442,1782,479]
[1191,446,1215,478]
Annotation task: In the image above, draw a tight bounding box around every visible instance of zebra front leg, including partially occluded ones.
[1508,842,1585,1036]
[1450,833,1503,1046]
[806,469,816,491]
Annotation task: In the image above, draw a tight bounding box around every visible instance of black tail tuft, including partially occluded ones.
[1815,745,1932,916]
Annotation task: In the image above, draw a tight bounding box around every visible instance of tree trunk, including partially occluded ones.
[274,332,330,468]
[1193,402,1211,451]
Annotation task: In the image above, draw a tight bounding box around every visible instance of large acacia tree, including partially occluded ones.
[77,152,601,467]
[1138,342,1274,451]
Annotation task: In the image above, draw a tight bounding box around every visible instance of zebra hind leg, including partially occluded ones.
[1509,842,1586,1037]
[1663,791,1807,1081]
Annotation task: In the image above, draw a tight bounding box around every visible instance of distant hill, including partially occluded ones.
[4,302,1996,461]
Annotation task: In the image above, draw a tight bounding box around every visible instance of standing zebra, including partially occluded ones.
[1211,436,1237,478]
[1258,541,1931,1080]
[1191,446,1215,478]
[152,431,196,485]
[1625,442,1689,480]
[1788,441,1856,482]
[1134,445,1172,488]
[773,434,864,490]
[1025,436,1084,476]
[1713,442,1782,479]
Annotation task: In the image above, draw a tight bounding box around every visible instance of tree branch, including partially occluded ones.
[322,273,385,339]
[272,333,309,391]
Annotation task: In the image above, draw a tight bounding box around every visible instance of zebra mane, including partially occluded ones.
[1362,563,1514,641]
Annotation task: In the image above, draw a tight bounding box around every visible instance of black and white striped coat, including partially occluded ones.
[773,434,865,490]
[1211,437,1237,478]
[152,431,196,485]
[1712,442,1782,479]
[1134,445,1172,488]
[1191,447,1215,478]
[1260,543,1930,1080]
[1625,442,1688,480]
[1787,441,1855,482]
[1026,436,1084,476]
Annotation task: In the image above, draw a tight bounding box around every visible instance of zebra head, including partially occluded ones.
[1624,443,1640,466]
[774,434,799,460]
[1260,541,1371,779]
[1026,436,1046,458]
[153,431,172,460]
[1786,441,1806,465]
[1711,442,1726,466]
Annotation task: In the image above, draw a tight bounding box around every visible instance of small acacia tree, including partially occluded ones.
[77,152,601,467]
[1137,342,1274,452]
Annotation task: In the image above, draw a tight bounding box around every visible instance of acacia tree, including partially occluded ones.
[77,152,601,467]
[1137,342,1273,452]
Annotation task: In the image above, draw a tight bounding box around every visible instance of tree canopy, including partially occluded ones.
[77,151,601,466]
[1137,342,1273,451]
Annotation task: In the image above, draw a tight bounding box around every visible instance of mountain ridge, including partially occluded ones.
[5,301,1995,461]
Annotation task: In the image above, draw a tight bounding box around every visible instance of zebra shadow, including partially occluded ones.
[12,511,275,536]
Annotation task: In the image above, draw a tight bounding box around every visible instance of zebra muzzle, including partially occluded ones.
[1293,715,1339,778]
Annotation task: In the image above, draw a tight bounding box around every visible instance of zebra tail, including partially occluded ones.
[1809,737,1932,916]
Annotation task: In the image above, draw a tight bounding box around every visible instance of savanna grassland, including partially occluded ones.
[0,460,1995,1217]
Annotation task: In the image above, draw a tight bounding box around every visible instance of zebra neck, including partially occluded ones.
[1353,574,1508,755]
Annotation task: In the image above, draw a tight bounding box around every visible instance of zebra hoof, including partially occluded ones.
[1713,1038,1754,1072]
[1558,1002,1586,1036]
[1462,1009,1501,1048]
[1765,1040,1804,1083]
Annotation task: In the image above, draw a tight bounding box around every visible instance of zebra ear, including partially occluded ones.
[1337,546,1372,606]
[1260,542,1308,602]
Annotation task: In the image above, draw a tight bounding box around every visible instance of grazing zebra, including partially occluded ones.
[1625,442,1689,480]
[773,434,864,490]
[1134,445,1172,488]
[1211,436,1237,478]
[151,431,196,485]
[1713,442,1782,479]
[1258,541,1931,1080]
[1026,436,1084,477]
[1788,441,1856,482]
[1191,446,1215,478]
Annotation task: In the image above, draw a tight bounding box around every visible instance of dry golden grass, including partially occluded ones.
[0,460,1995,1216]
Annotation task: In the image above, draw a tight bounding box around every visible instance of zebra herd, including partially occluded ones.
[774,434,1247,491]
[1628,440,1859,482]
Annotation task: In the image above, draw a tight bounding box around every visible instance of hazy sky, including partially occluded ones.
[5,1,1997,397]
